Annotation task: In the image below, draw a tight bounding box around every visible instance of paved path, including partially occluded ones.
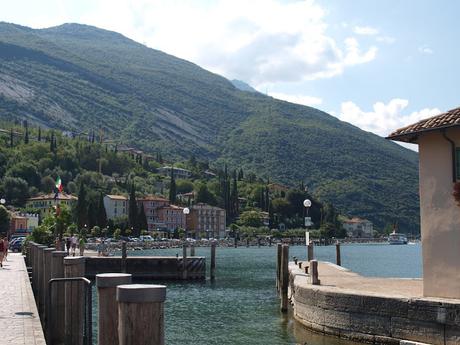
[294,260,424,299]
[0,253,46,345]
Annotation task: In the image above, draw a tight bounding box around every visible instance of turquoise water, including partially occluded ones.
[93,243,422,344]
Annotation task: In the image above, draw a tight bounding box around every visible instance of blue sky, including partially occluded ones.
[2,0,459,149]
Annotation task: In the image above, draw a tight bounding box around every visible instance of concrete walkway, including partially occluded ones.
[0,253,46,345]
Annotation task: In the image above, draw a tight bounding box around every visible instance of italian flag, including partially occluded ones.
[55,176,63,192]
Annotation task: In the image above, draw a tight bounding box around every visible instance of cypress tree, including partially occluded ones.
[76,184,88,229]
[10,128,13,147]
[87,199,98,229]
[97,193,107,228]
[169,167,176,204]
[138,205,148,235]
[230,170,238,218]
[128,182,138,233]
[38,127,41,141]
[50,131,55,152]
[24,120,29,144]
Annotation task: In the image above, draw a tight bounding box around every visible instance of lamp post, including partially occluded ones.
[303,199,312,228]
[183,207,190,238]
[0,198,5,205]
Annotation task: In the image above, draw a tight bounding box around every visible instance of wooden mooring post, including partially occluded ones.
[276,243,282,292]
[64,257,86,345]
[310,260,320,285]
[37,245,47,317]
[280,244,289,312]
[117,284,166,345]
[97,273,132,345]
[190,243,195,256]
[48,250,67,345]
[210,241,216,281]
[307,242,314,261]
[121,241,127,273]
[336,241,341,266]
[182,244,188,280]
[42,248,54,329]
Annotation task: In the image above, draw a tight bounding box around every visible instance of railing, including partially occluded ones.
[47,277,93,345]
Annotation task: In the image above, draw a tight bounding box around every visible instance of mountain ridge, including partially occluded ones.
[0,22,420,231]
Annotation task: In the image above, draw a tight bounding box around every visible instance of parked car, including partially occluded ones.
[140,235,154,242]
[11,237,25,252]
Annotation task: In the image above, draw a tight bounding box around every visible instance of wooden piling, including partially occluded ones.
[307,243,314,261]
[64,256,86,345]
[190,243,195,256]
[121,241,127,273]
[276,243,282,291]
[299,262,302,269]
[96,273,132,345]
[37,245,47,317]
[42,248,54,329]
[310,260,320,285]
[234,237,238,248]
[49,251,67,345]
[210,241,216,281]
[280,244,289,312]
[117,284,166,345]
[182,244,187,280]
[336,241,341,266]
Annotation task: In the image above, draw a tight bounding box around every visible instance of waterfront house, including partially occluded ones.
[342,217,373,238]
[155,204,186,233]
[103,195,128,220]
[137,195,170,231]
[26,193,78,219]
[388,106,460,299]
[186,203,226,239]
[9,212,39,238]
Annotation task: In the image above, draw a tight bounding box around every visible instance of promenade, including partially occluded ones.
[0,253,46,345]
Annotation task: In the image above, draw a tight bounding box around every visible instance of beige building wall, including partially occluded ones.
[418,129,460,299]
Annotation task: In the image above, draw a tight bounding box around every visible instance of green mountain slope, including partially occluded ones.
[0,22,420,232]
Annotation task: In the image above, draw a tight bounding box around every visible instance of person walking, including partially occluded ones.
[3,237,8,261]
[0,236,4,268]
[79,236,86,256]
[71,235,77,256]
[66,236,71,255]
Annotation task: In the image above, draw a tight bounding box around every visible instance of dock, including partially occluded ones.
[289,261,460,345]
[0,253,46,345]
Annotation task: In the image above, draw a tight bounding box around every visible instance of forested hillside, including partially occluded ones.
[0,22,420,232]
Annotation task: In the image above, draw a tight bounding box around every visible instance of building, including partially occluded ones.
[8,213,39,238]
[186,203,226,239]
[26,193,78,219]
[342,218,373,238]
[155,205,186,233]
[387,106,460,299]
[137,195,170,231]
[158,166,192,179]
[103,195,128,220]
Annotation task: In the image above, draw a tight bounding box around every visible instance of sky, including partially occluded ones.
[2,0,460,150]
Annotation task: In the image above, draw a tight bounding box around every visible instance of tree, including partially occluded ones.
[196,183,217,205]
[238,210,263,227]
[24,121,29,144]
[76,184,88,229]
[138,205,148,236]
[96,193,107,228]
[1,176,29,207]
[38,127,41,141]
[169,168,176,204]
[55,204,72,240]
[0,205,10,236]
[10,128,13,147]
[128,182,138,233]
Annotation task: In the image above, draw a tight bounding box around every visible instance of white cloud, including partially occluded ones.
[419,46,434,55]
[73,0,378,87]
[269,92,323,106]
[376,36,396,44]
[353,25,379,35]
[336,99,440,138]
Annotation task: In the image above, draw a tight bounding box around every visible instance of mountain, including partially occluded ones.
[231,79,258,93]
[0,22,420,232]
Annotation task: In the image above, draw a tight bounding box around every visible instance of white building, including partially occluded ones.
[343,218,373,238]
[103,195,128,220]
[158,166,192,179]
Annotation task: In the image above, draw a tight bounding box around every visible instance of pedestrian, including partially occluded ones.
[66,236,71,255]
[3,237,9,261]
[79,236,86,256]
[0,236,4,268]
[71,234,77,256]
[96,239,101,257]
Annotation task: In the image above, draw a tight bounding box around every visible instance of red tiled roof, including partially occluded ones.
[28,193,78,201]
[138,195,169,202]
[387,106,460,142]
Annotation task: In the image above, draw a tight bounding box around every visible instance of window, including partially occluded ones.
[457,148,460,180]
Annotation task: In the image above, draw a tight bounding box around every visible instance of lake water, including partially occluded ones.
[93,243,422,345]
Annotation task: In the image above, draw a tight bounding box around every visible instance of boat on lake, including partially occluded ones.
[388,231,408,245]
